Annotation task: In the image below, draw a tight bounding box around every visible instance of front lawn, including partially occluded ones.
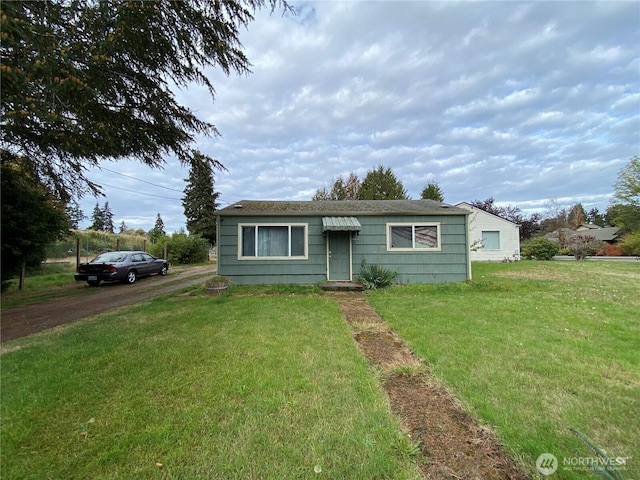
[369,261,639,479]
[1,293,421,479]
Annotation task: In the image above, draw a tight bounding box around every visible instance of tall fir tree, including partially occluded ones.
[183,154,221,245]
[102,202,115,233]
[89,203,105,231]
[357,165,408,200]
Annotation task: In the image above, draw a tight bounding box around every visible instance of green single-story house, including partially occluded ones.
[216,199,472,285]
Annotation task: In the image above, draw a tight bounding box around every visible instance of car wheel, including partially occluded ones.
[160,265,168,276]
[126,270,137,284]
[87,280,101,287]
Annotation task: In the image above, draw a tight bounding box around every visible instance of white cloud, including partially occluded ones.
[78,1,639,232]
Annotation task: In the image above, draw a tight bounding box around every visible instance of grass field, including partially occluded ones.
[1,292,421,479]
[369,261,639,479]
[1,261,638,479]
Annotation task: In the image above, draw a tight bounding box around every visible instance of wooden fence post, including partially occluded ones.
[18,261,25,290]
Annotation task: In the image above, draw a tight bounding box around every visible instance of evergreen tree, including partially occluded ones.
[103,202,115,233]
[1,0,290,202]
[357,165,408,200]
[89,203,105,231]
[1,155,69,290]
[587,208,605,227]
[119,221,128,234]
[420,180,444,202]
[183,154,221,245]
[149,213,166,243]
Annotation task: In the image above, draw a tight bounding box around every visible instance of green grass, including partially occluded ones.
[1,292,421,479]
[368,261,640,479]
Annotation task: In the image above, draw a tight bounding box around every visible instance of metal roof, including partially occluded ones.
[218,200,470,216]
[322,216,362,231]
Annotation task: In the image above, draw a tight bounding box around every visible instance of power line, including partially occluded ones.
[98,182,183,200]
[98,166,184,193]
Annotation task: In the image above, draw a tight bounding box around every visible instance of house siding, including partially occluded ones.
[217,212,470,285]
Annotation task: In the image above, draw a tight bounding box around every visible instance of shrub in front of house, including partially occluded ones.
[358,261,397,289]
[521,237,559,260]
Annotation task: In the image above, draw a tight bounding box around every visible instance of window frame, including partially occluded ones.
[238,223,308,260]
[386,222,441,251]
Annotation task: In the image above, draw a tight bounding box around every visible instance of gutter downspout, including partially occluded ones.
[466,213,472,281]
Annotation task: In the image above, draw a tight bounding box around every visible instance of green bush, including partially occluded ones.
[149,232,208,264]
[521,237,560,260]
[619,232,640,256]
[358,261,397,289]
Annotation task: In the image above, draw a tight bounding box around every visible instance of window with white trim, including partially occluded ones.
[481,231,500,250]
[239,224,307,259]
[387,223,440,251]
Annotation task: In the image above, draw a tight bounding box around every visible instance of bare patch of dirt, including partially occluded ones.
[330,292,529,480]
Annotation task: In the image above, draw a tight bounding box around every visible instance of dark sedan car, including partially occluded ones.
[74,251,169,286]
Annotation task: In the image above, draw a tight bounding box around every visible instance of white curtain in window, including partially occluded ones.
[258,226,288,256]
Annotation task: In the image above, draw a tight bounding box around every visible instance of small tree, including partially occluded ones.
[66,202,85,229]
[312,172,360,200]
[148,213,166,244]
[420,180,444,202]
[566,235,603,260]
[568,203,587,229]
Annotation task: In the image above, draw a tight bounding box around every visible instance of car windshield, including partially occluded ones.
[92,252,128,263]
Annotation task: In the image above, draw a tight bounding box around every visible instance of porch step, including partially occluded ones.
[319,282,366,292]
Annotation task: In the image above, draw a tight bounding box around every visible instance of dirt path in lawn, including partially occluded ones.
[1,265,217,343]
[330,292,530,480]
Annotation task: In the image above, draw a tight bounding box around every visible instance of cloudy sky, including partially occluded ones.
[79,1,640,233]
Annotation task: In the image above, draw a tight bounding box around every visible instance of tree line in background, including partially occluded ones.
[311,158,640,248]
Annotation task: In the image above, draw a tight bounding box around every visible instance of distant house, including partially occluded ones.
[575,224,619,243]
[216,200,471,285]
[545,225,619,244]
[456,202,521,262]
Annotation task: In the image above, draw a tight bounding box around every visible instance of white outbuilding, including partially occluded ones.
[456,202,521,262]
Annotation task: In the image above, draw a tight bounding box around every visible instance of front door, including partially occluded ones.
[328,231,351,281]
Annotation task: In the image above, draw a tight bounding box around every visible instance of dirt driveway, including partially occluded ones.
[1,264,217,342]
